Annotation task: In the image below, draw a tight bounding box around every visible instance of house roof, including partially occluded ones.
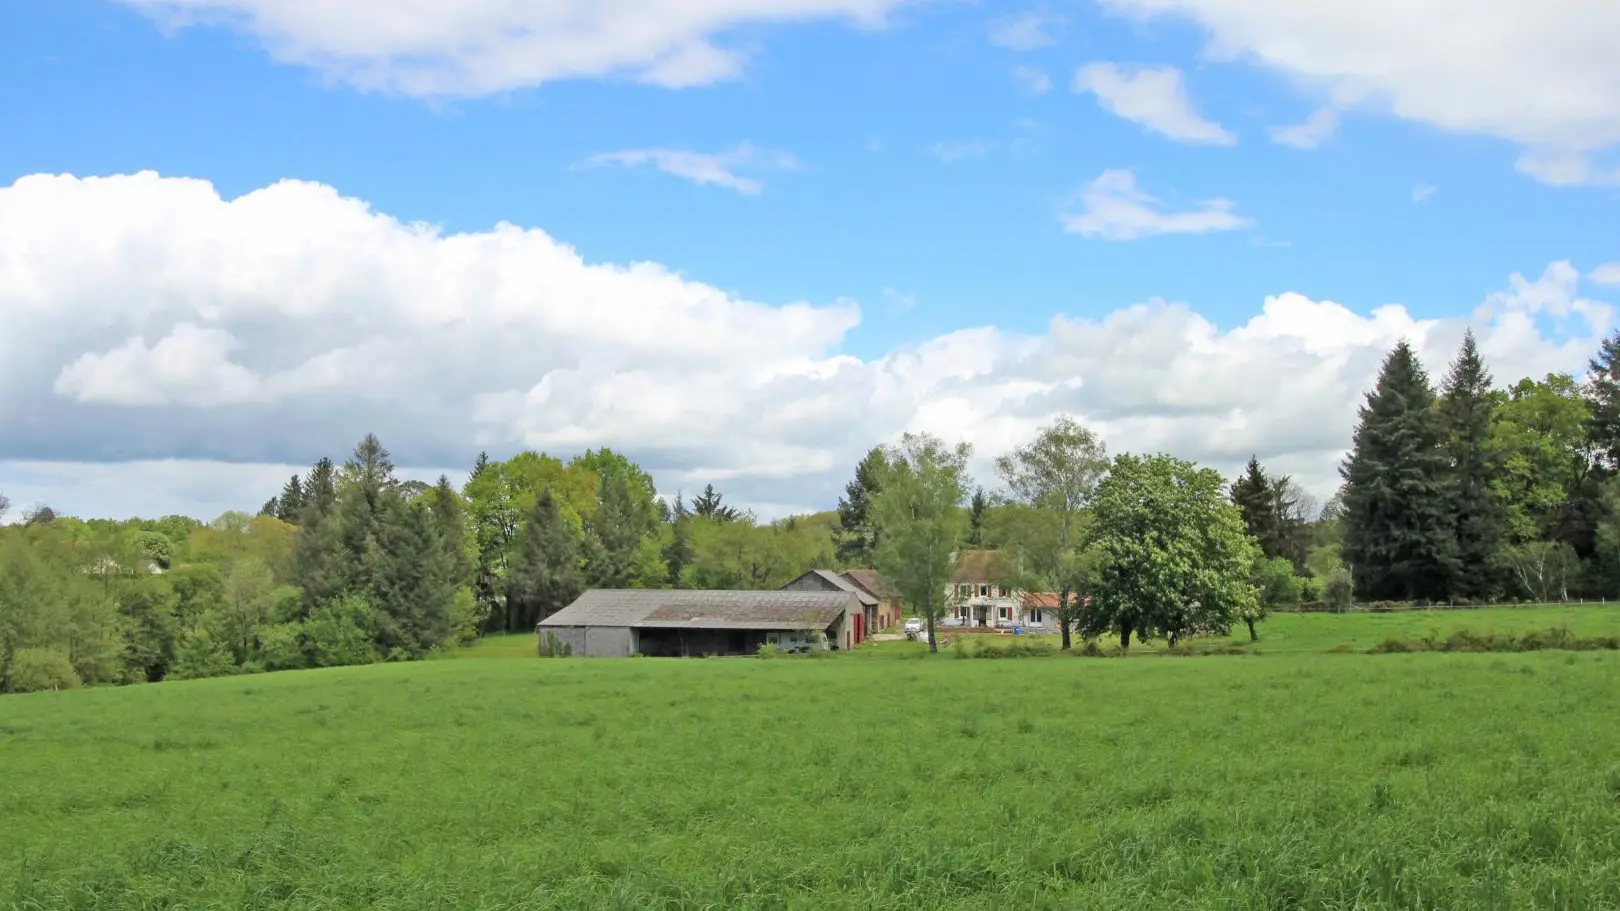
[791,569,879,607]
[951,549,1017,583]
[1022,592,1061,609]
[539,589,856,631]
[841,568,901,600]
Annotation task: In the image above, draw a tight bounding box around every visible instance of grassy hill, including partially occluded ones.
[4,608,1620,909]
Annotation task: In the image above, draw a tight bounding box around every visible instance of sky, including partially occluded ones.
[1,0,1618,522]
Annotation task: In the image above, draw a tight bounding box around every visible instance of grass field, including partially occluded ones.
[4,607,1620,909]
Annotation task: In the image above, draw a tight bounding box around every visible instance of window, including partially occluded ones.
[998,606,1010,621]
[1029,609,1044,625]
[979,584,989,597]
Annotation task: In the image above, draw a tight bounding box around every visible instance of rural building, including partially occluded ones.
[782,568,905,640]
[946,549,1061,630]
[840,568,904,631]
[537,589,862,657]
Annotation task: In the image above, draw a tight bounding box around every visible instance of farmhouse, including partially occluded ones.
[946,549,1061,631]
[538,589,862,657]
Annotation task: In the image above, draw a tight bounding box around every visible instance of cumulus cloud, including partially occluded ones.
[580,143,799,194]
[116,0,919,96]
[1269,105,1341,149]
[1095,0,1620,185]
[1061,169,1250,240]
[1074,63,1236,146]
[0,171,1614,521]
[987,10,1066,50]
[1593,263,1620,287]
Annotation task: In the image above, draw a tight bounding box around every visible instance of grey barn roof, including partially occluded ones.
[540,589,855,631]
[795,569,879,607]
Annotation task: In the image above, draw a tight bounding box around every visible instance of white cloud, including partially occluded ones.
[1074,62,1236,146]
[0,171,1614,521]
[116,0,919,96]
[1593,263,1620,287]
[1514,149,1620,188]
[988,10,1065,50]
[1096,0,1620,185]
[882,287,917,311]
[928,140,993,163]
[1412,183,1436,203]
[1061,169,1251,240]
[581,143,798,194]
[1013,65,1053,95]
[1269,105,1341,149]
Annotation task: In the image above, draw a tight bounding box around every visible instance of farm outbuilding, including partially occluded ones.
[537,589,861,657]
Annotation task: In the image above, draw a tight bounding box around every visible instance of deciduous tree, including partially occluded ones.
[993,416,1107,650]
[1082,453,1261,650]
[871,433,973,653]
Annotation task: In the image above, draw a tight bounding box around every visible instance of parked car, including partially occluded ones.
[903,618,924,640]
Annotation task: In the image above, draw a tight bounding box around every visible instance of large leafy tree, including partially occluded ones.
[835,447,888,566]
[1439,330,1506,598]
[1340,341,1459,601]
[1082,453,1261,650]
[993,415,1108,650]
[871,433,973,653]
[1491,374,1600,559]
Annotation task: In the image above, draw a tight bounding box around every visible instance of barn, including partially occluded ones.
[537,589,862,657]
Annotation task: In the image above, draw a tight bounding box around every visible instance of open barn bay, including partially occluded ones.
[5,648,1620,910]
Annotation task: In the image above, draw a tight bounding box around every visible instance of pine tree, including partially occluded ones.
[303,458,338,518]
[470,451,492,479]
[1340,341,1460,601]
[372,498,457,656]
[835,447,887,566]
[663,518,694,587]
[507,489,585,628]
[1439,330,1505,598]
[430,474,473,588]
[585,468,641,588]
[1586,332,1620,470]
[1230,457,1279,551]
[275,475,307,524]
[691,484,740,522]
[967,487,988,547]
[259,496,280,518]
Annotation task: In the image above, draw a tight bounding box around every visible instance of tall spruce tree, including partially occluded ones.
[835,447,888,566]
[1340,341,1460,601]
[1586,332,1620,471]
[1230,457,1280,552]
[662,518,694,586]
[303,458,338,518]
[584,467,641,588]
[691,484,740,522]
[1439,330,1506,598]
[508,489,585,628]
[373,498,458,656]
[967,487,988,547]
[275,475,307,524]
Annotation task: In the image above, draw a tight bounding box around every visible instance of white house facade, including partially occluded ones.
[942,550,1060,631]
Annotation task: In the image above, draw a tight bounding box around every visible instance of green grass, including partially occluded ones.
[435,632,537,660]
[5,616,1620,909]
[872,604,1620,656]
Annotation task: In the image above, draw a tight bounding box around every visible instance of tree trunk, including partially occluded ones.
[1120,623,1132,652]
[1059,588,1072,651]
[1246,618,1258,641]
[925,595,938,654]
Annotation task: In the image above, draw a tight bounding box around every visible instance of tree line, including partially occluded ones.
[0,437,831,693]
[6,325,1618,688]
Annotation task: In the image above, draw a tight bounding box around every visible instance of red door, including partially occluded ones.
[855,614,864,645]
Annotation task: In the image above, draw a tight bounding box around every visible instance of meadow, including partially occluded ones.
[4,607,1620,909]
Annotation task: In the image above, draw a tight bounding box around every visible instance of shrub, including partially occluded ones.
[305,595,382,668]
[1323,571,1354,613]
[755,643,782,659]
[9,648,82,693]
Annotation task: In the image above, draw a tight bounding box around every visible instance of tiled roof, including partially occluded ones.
[540,589,855,631]
[1022,592,1061,609]
[841,568,901,600]
[950,549,1018,583]
[797,569,879,607]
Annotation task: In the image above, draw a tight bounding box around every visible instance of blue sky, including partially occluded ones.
[1,0,1617,520]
